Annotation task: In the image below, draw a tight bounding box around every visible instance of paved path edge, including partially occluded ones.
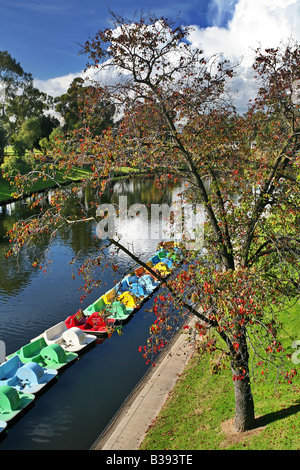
[90,318,195,450]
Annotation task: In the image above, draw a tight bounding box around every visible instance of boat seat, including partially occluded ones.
[157,249,167,258]
[118,291,140,309]
[61,327,96,352]
[0,420,7,433]
[16,362,50,386]
[127,274,139,284]
[94,297,106,310]
[151,254,161,265]
[18,337,48,364]
[0,385,21,412]
[40,344,68,366]
[84,296,106,315]
[121,276,146,297]
[0,355,22,387]
[0,385,35,421]
[153,262,171,277]
[140,274,160,292]
[85,314,106,330]
[103,289,117,304]
[135,266,145,276]
[65,310,86,328]
[106,301,127,315]
[43,322,67,345]
[157,250,173,267]
[62,327,86,344]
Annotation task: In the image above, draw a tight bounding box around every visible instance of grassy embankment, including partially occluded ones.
[140,300,300,450]
[0,147,139,203]
[0,168,93,203]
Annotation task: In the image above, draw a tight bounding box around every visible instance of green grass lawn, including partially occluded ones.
[0,177,15,201]
[140,300,300,450]
[0,147,141,203]
[0,167,93,203]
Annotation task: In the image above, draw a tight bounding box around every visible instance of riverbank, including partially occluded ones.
[0,168,92,204]
[0,166,143,204]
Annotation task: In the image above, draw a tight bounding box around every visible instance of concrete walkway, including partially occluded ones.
[91,320,195,450]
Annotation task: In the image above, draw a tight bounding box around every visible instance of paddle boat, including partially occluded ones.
[159,242,183,263]
[32,322,96,353]
[134,265,159,281]
[83,296,107,316]
[64,309,115,336]
[0,354,57,395]
[105,300,134,324]
[146,259,172,277]
[102,287,142,311]
[0,385,35,423]
[121,273,159,296]
[83,292,135,324]
[7,337,78,371]
[155,250,174,268]
[117,275,147,298]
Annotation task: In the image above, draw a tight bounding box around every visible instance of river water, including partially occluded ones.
[0,177,186,450]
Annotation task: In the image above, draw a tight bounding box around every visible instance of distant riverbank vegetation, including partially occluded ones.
[0,55,116,202]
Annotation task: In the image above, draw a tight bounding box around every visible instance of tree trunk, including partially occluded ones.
[231,329,255,432]
[231,365,255,431]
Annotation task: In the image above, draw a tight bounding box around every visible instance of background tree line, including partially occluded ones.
[0,51,115,176]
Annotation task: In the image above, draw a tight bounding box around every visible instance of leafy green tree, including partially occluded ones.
[0,51,32,119]
[11,115,60,157]
[0,51,53,140]
[55,77,115,134]
[1,151,35,176]
[54,77,86,131]
[5,84,51,134]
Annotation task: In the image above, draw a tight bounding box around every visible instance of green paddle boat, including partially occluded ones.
[0,385,35,422]
[7,337,78,371]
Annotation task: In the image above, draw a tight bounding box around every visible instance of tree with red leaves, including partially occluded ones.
[6,13,300,432]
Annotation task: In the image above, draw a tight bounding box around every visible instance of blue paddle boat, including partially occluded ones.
[0,355,57,395]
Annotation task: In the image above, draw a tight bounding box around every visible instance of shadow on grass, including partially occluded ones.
[254,401,300,428]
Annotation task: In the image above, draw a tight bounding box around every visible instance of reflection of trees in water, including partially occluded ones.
[110,177,175,207]
[0,245,41,298]
[0,176,184,298]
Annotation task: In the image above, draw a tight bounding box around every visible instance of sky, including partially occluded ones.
[1,0,300,110]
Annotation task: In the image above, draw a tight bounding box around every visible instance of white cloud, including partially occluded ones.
[33,73,84,98]
[192,0,300,62]
[188,0,300,112]
[34,0,300,114]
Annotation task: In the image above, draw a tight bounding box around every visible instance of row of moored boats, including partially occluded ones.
[0,242,182,436]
